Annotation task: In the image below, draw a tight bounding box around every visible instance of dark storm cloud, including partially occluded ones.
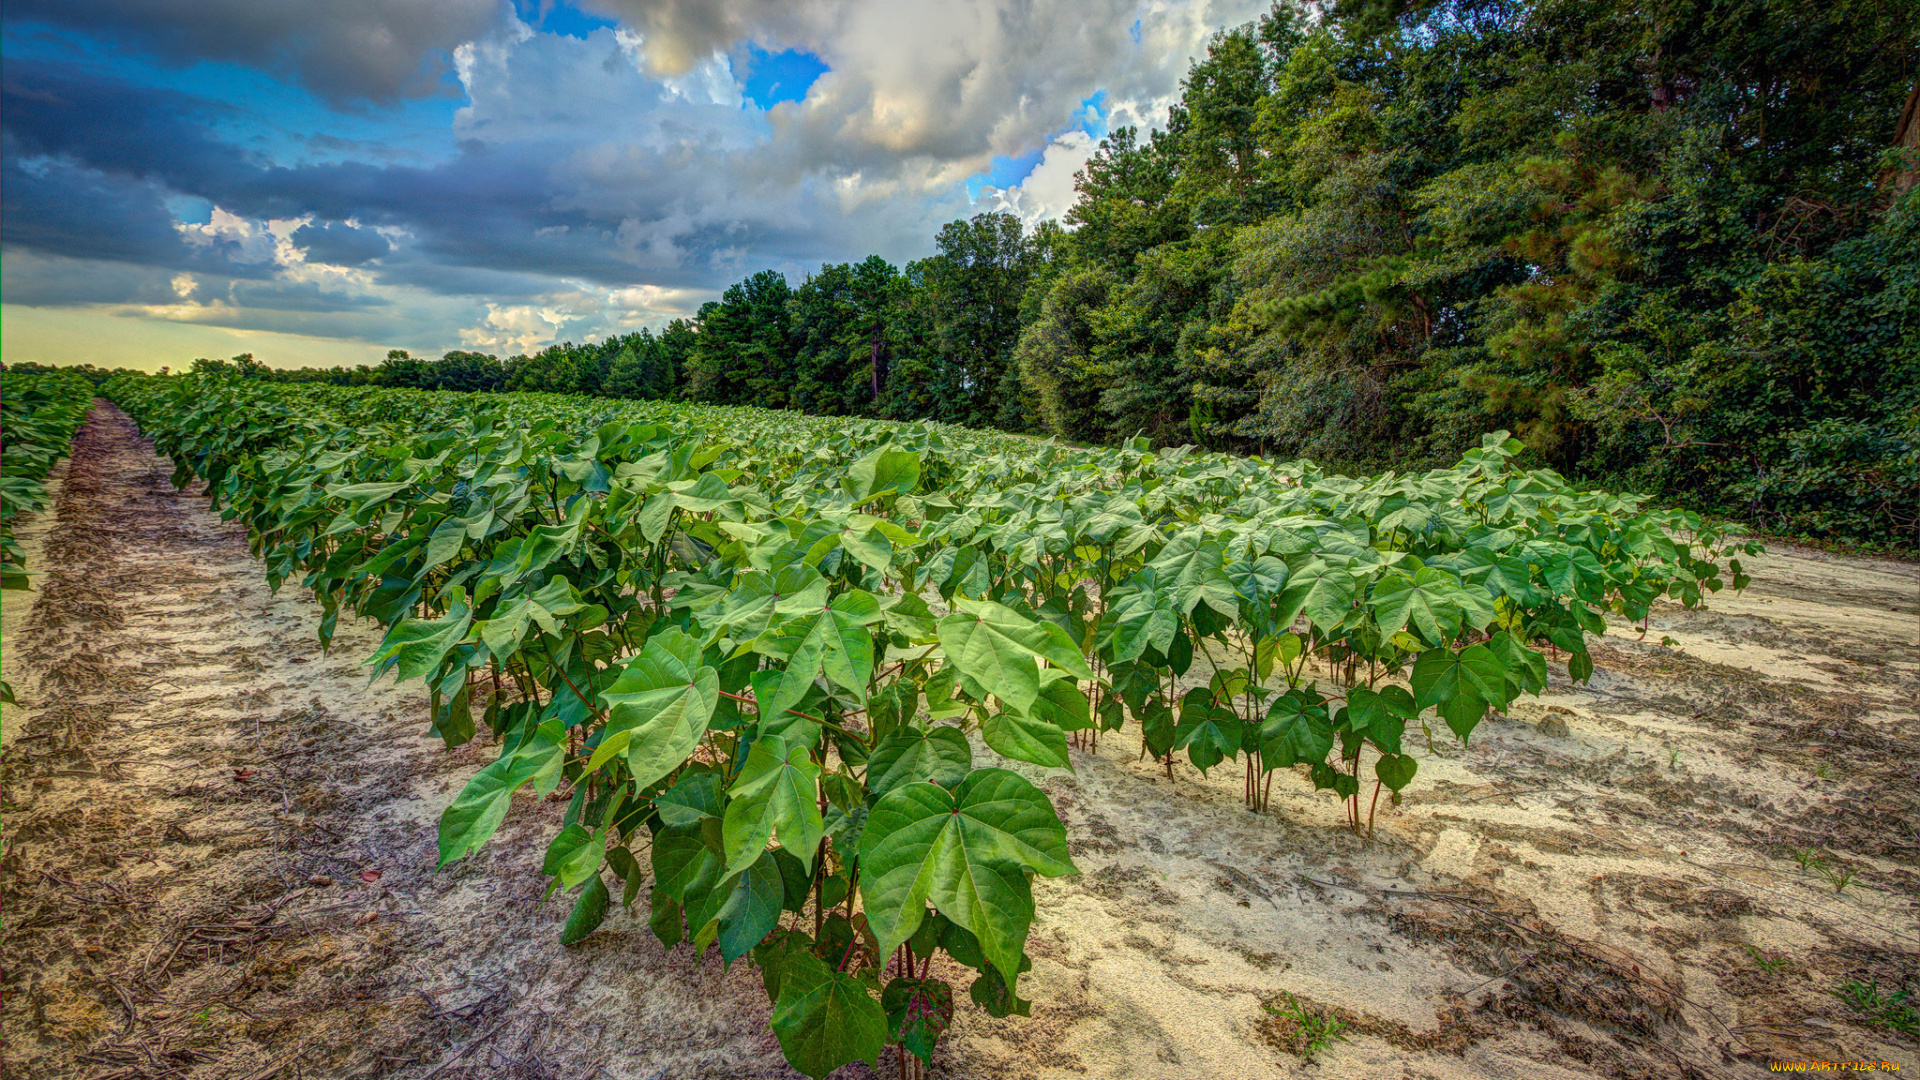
[289,220,391,266]
[0,251,187,307]
[227,277,392,312]
[0,60,645,292]
[2,0,506,106]
[0,154,276,277]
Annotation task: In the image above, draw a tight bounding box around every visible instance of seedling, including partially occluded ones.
[1263,992,1352,1061]
[1744,946,1788,973]
[1832,979,1918,1036]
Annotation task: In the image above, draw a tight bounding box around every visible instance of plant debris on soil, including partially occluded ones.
[3,404,1915,1079]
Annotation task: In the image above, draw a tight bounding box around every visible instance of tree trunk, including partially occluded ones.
[1885,75,1920,196]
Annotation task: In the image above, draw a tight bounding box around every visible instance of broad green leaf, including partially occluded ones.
[1368,567,1465,647]
[769,951,888,1080]
[1027,675,1092,732]
[981,708,1070,769]
[1277,557,1357,632]
[1342,685,1414,754]
[939,597,1091,713]
[1258,691,1334,771]
[693,850,785,965]
[859,768,1077,981]
[369,603,471,683]
[650,824,725,903]
[1173,689,1240,773]
[724,735,825,873]
[843,446,921,504]
[1411,645,1507,743]
[654,770,724,828]
[540,823,606,889]
[591,628,719,787]
[438,719,565,865]
[754,590,881,720]
[866,726,972,800]
[1375,753,1418,792]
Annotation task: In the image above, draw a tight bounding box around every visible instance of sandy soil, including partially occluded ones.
[2,405,1914,1080]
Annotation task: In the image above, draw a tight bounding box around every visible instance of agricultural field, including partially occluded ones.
[2,376,1914,1080]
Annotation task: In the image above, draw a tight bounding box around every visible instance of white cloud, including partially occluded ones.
[983,129,1100,224]
[10,0,1276,362]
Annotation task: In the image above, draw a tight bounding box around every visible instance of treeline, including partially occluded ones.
[219,216,1058,435]
[186,0,1916,545]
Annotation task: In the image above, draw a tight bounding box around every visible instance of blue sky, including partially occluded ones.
[1,0,1264,368]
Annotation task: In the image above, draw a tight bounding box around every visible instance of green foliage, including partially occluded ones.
[109,373,1749,1076]
[0,368,95,704]
[1262,991,1353,1061]
[1832,978,1918,1037]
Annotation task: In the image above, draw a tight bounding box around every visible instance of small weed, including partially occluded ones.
[191,1006,215,1029]
[1832,978,1918,1037]
[1262,992,1352,1061]
[1667,748,1682,771]
[1785,846,1859,893]
[1813,763,1829,780]
[1745,946,1788,973]
[1659,636,1680,647]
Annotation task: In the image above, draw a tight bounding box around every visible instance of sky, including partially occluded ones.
[1,0,1266,370]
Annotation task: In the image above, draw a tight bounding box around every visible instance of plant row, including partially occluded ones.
[1,369,96,704]
[106,374,1755,1078]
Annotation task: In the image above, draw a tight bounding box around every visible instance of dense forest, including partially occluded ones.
[42,0,1916,546]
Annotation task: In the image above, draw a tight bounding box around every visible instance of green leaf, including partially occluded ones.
[1368,567,1465,647]
[437,719,565,866]
[938,596,1092,713]
[843,446,921,504]
[866,726,973,800]
[1374,753,1418,792]
[1277,557,1357,632]
[1258,691,1334,771]
[1342,685,1413,754]
[559,872,610,945]
[650,824,725,903]
[858,768,1077,983]
[724,735,825,874]
[654,770,724,828]
[369,603,471,683]
[1411,645,1507,743]
[768,951,888,1080]
[883,977,955,1064]
[1027,675,1092,732]
[1148,534,1238,618]
[541,823,606,889]
[1484,630,1548,696]
[1173,689,1240,773]
[695,850,785,965]
[592,628,719,787]
[754,590,881,719]
[981,707,1070,769]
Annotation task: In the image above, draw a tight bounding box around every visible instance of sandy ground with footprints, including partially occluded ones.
[3,403,1914,1080]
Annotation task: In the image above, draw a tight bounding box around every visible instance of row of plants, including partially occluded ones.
[1,369,96,705]
[106,374,1754,1078]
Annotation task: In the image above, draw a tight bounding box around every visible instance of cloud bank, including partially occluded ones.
[1,0,1266,365]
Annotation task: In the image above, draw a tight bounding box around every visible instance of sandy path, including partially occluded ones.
[3,405,1913,1079]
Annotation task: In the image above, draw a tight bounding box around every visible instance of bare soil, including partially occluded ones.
[3,405,1914,1080]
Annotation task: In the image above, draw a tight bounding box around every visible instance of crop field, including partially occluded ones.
[2,375,1915,1080]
